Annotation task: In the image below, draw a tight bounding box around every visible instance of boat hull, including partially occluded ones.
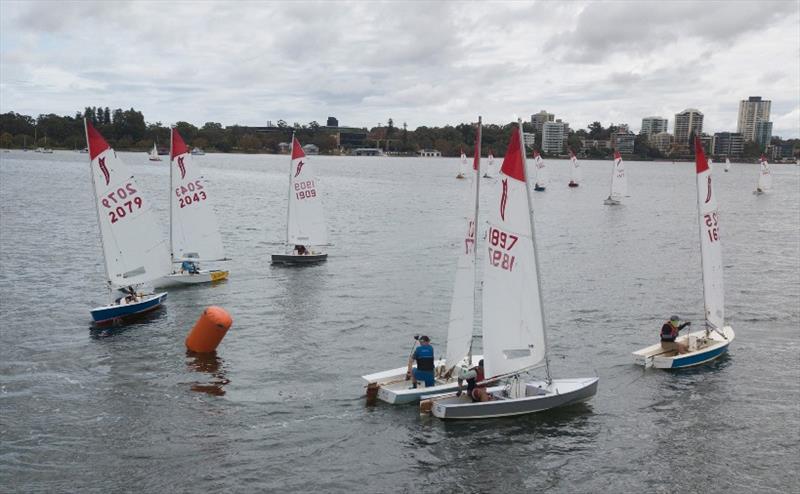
[533,185,546,191]
[603,198,621,205]
[361,355,484,404]
[632,326,734,369]
[426,377,598,420]
[568,182,579,188]
[456,174,465,179]
[271,253,327,265]
[90,292,167,325]
[153,269,228,288]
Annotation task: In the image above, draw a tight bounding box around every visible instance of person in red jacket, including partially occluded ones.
[456,359,492,402]
[661,315,692,354]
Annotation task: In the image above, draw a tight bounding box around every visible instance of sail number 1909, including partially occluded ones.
[295,180,317,200]
[488,227,518,272]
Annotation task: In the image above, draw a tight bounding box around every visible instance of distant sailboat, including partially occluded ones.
[148,142,162,162]
[154,127,229,287]
[603,150,626,205]
[568,149,581,187]
[532,150,546,191]
[724,157,731,172]
[754,154,772,195]
[456,148,467,179]
[633,137,734,368]
[483,148,496,178]
[84,120,171,325]
[421,120,598,420]
[271,135,328,264]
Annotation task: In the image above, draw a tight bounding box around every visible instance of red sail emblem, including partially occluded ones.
[98,156,110,185]
[705,175,712,203]
[294,160,304,178]
[500,178,508,221]
[177,156,186,179]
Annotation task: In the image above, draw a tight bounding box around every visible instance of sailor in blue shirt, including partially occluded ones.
[406,335,435,388]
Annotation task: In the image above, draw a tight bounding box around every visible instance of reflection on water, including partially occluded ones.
[186,351,230,396]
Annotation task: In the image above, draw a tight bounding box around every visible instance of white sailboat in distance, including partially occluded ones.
[362,118,485,404]
[633,137,734,368]
[483,148,496,178]
[421,120,598,420]
[148,142,162,161]
[568,149,581,187]
[456,148,467,179]
[532,150,546,191]
[154,127,229,287]
[603,150,626,205]
[271,135,328,264]
[754,154,772,195]
[84,120,171,325]
[724,157,731,172]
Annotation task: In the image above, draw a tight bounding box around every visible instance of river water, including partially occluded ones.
[1,149,798,493]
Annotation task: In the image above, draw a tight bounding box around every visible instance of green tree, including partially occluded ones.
[0,132,12,148]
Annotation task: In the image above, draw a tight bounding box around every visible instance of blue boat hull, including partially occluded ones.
[91,293,167,325]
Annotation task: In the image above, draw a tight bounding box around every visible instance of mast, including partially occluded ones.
[85,118,113,303]
[286,131,295,253]
[470,116,482,363]
[169,126,174,264]
[517,119,552,383]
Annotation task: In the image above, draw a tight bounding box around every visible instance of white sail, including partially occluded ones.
[486,151,496,177]
[482,124,546,379]
[533,151,547,186]
[85,120,171,289]
[725,158,731,171]
[287,137,327,246]
[149,143,161,161]
[609,150,627,200]
[445,120,481,372]
[569,150,581,183]
[694,138,724,330]
[757,155,772,191]
[459,149,468,176]
[169,127,226,262]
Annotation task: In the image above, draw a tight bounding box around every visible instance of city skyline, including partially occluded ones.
[1,1,798,138]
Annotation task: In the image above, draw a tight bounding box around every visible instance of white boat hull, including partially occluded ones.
[632,326,734,369]
[424,377,598,420]
[153,269,229,288]
[604,197,621,205]
[362,355,483,404]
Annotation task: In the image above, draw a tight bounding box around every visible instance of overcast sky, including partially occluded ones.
[1,1,798,137]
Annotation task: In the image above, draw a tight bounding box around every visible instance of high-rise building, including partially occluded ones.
[541,121,565,154]
[674,109,704,146]
[737,96,771,142]
[326,116,339,127]
[755,121,773,149]
[650,132,673,155]
[712,132,744,158]
[531,110,554,134]
[640,116,668,137]
[611,129,636,155]
[523,132,536,149]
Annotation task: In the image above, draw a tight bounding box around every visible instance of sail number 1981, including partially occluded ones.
[704,212,719,243]
[488,227,518,272]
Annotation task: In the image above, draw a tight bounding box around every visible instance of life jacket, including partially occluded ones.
[414,345,434,371]
[661,322,679,341]
[466,366,485,393]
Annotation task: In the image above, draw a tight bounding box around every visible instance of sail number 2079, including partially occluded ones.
[488,227,518,272]
[102,182,142,224]
[704,212,719,243]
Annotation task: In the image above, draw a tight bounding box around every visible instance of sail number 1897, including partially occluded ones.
[488,227,518,272]
[704,212,719,243]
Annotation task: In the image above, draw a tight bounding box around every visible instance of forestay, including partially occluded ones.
[609,150,627,200]
[757,155,772,190]
[444,119,481,373]
[170,128,226,262]
[86,120,171,288]
[482,126,546,379]
[695,139,724,330]
[287,137,327,246]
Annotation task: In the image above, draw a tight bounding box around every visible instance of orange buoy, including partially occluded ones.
[185,306,232,353]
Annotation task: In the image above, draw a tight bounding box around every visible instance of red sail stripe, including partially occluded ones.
[86,120,110,161]
[694,137,709,174]
[171,128,189,159]
[614,149,622,160]
[500,125,525,182]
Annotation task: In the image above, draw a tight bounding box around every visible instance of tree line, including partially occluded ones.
[0,108,794,160]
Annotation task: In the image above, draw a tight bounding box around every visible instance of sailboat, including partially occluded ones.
[632,137,734,368]
[754,154,772,195]
[421,121,598,420]
[483,148,496,178]
[724,157,731,172]
[456,148,467,179]
[532,150,546,191]
[603,150,626,205]
[84,119,171,325]
[148,142,162,162]
[154,127,229,287]
[42,136,53,154]
[271,135,328,264]
[568,149,581,187]
[362,118,486,404]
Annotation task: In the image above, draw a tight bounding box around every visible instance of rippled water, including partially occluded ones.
[1,150,798,493]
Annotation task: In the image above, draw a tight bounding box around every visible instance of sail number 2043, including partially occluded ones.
[488,227,518,272]
[102,182,142,224]
[704,212,719,243]
[175,180,207,208]
[294,180,317,200]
